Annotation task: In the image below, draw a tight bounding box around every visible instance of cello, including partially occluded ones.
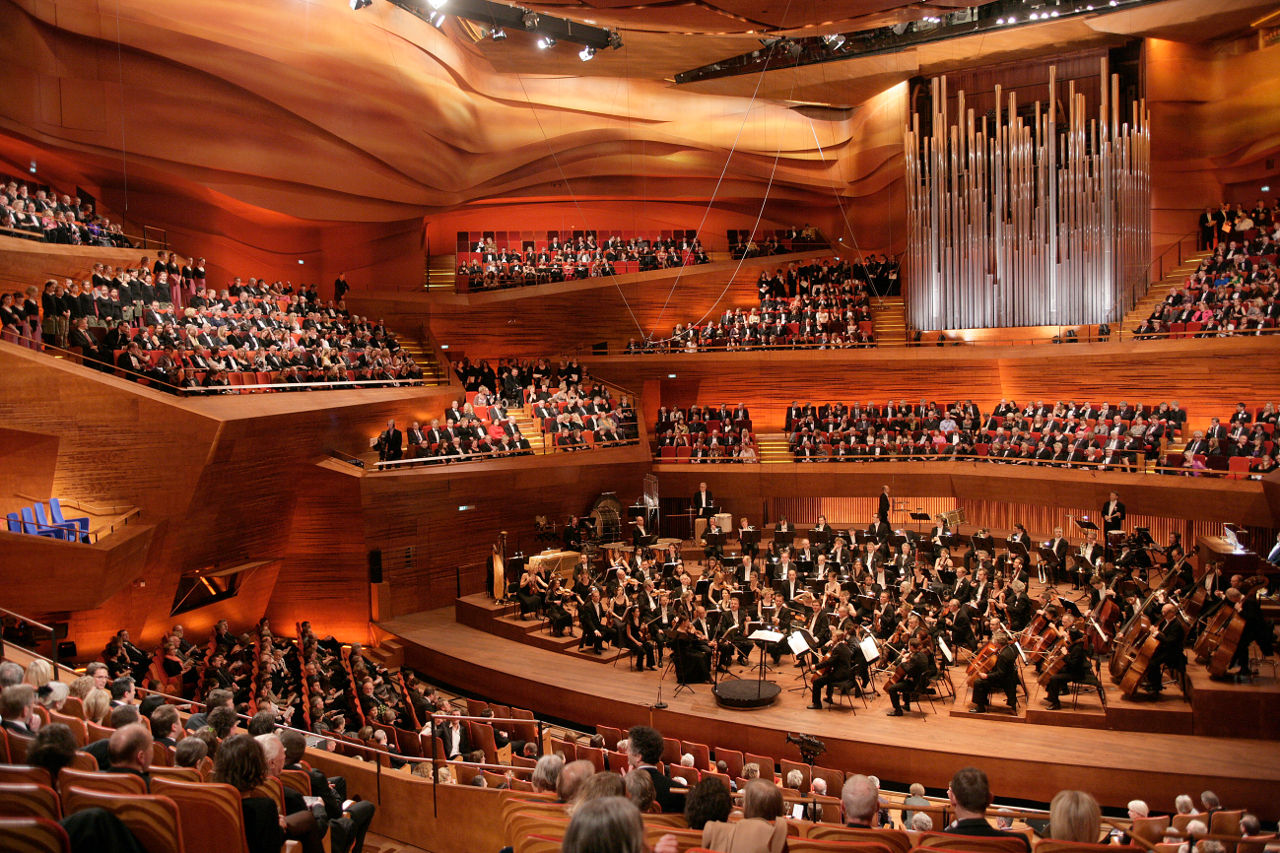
[1037,642,1070,688]
[1198,576,1268,676]
[1117,621,1161,697]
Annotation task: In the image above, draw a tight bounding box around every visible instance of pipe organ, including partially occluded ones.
[903,60,1150,331]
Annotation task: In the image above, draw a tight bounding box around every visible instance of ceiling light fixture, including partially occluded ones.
[822,33,846,51]
[350,0,373,9]
[522,11,540,29]
[537,35,556,49]
[427,11,446,27]
[578,45,596,61]
[490,27,506,40]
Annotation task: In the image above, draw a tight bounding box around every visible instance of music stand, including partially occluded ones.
[748,628,783,685]
[1036,546,1060,586]
[703,531,727,555]
[809,528,833,550]
[773,529,795,550]
[740,528,761,556]
[786,630,817,693]
[908,511,931,533]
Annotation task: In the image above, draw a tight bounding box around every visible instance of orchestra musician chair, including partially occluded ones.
[60,787,183,853]
[832,676,868,711]
[0,783,61,820]
[514,834,563,853]
[0,816,71,853]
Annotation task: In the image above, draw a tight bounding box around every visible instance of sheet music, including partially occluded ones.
[749,629,784,643]
[859,636,879,662]
[787,631,812,655]
[936,636,953,663]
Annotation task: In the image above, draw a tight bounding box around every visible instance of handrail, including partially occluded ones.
[10,492,143,543]
[140,225,168,251]
[372,438,640,470]
[13,339,432,395]
[653,451,1256,478]
[15,492,136,517]
[1144,228,1203,295]
[0,605,54,633]
[0,608,62,672]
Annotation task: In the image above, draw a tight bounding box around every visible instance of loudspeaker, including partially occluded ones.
[592,341,608,356]
[367,549,383,584]
[58,641,77,659]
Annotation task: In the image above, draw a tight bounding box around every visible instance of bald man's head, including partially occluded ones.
[107,723,154,773]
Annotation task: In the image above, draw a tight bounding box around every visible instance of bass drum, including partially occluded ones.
[589,492,625,544]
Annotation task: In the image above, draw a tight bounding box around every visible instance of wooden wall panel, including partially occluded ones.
[348,250,833,361]
[360,451,652,617]
[652,463,1276,527]
[0,235,150,291]
[1147,38,1280,257]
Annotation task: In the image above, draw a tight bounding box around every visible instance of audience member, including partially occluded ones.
[213,734,286,853]
[942,766,1031,851]
[701,778,787,853]
[26,722,78,785]
[1048,790,1101,842]
[561,795,646,853]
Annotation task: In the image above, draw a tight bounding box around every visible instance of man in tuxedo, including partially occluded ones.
[376,419,403,462]
[0,684,38,735]
[1183,430,1208,458]
[693,482,715,518]
[1102,492,1125,552]
[780,566,802,602]
[627,725,685,812]
[578,588,607,654]
[878,485,891,523]
[1046,527,1070,586]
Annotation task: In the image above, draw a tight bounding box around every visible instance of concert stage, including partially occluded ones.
[379,604,1280,821]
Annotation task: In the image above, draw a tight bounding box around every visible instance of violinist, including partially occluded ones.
[1143,602,1186,694]
[715,597,752,670]
[572,566,594,603]
[738,517,758,557]
[650,590,676,665]
[673,612,712,683]
[623,606,656,671]
[970,632,1019,714]
[886,636,930,716]
[809,627,853,709]
[1043,626,1097,710]
[516,564,547,619]
[607,586,631,639]
[873,592,897,640]
[970,568,991,612]
[935,547,956,586]
[663,543,683,574]
[829,536,851,569]
[544,576,575,637]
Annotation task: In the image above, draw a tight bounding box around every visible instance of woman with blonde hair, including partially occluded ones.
[702,779,787,853]
[67,675,95,700]
[1049,789,1101,843]
[24,659,53,689]
[83,687,111,724]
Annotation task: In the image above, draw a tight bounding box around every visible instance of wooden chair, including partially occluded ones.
[1035,843,1140,853]
[85,721,113,743]
[279,769,311,798]
[663,737,683,766]
[715,748,744,780]
[61,786,183,853]
[644,825,703,853]
[681,740,712,771]
[150,777,252,853]
[6,732,34,763]
[68,752,98,772]
[1209,809,1244,853]
[0,766,52,787]
[506,812,570,847]
[150,742,173,768]
[597,725,624,751]
[1236,834,1277,853]
[744,752,775,780]
[1129,816,1170,846]
[808,825,911,853]
[1154,843,1182,853]
[644,813,690,829]
[61,697,86,720]
[811,766,845,797]
[0,816,71,853]
[56,767,147,799]
[787,839,894,853]
[780,759,812,793]
[149,767,202,783]
[514,834,563,853]
[0,783,61,820]
[46,713,87,746]
[248,776,286,813]
[483,770,508,788]
[917,833,1030,853]
[578,745,606,773]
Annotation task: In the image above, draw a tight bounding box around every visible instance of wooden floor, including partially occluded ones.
[380,606,1280,821]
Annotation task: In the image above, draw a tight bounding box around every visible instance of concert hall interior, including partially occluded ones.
[2,1,1280,852]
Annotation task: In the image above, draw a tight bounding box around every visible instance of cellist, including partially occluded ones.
[970,631,1019,714]
[1142,602,1186,695]
[885,636,930,716]
[1042,626,1099,710]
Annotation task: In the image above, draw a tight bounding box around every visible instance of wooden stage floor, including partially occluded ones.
[380,606,1280,821]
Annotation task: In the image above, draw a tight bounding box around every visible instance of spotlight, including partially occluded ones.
[607,29,623,49]
[578,45,596,61]
[996,16,1005,23]
[428,0,447,7]
[822,33,846,51]
[537,36,556,49]
[349,0,372,9]
[1262,185,1272,193]
[428,11,446,27]
[490,27,507,40]
[522,11,540,29]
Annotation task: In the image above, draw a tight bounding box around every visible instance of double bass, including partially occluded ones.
[1118,619,1163,697]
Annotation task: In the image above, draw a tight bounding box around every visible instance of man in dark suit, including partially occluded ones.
[0,683,37,735]
[1144,603,1187,694]
[878,485,891,523]
[280,729,376,853]
[438,712,471,759]
[627,725,685,812]
[578,588,607,654]
[693,482,715,518]
[941,766,1031,850]
[377,419,403,462]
